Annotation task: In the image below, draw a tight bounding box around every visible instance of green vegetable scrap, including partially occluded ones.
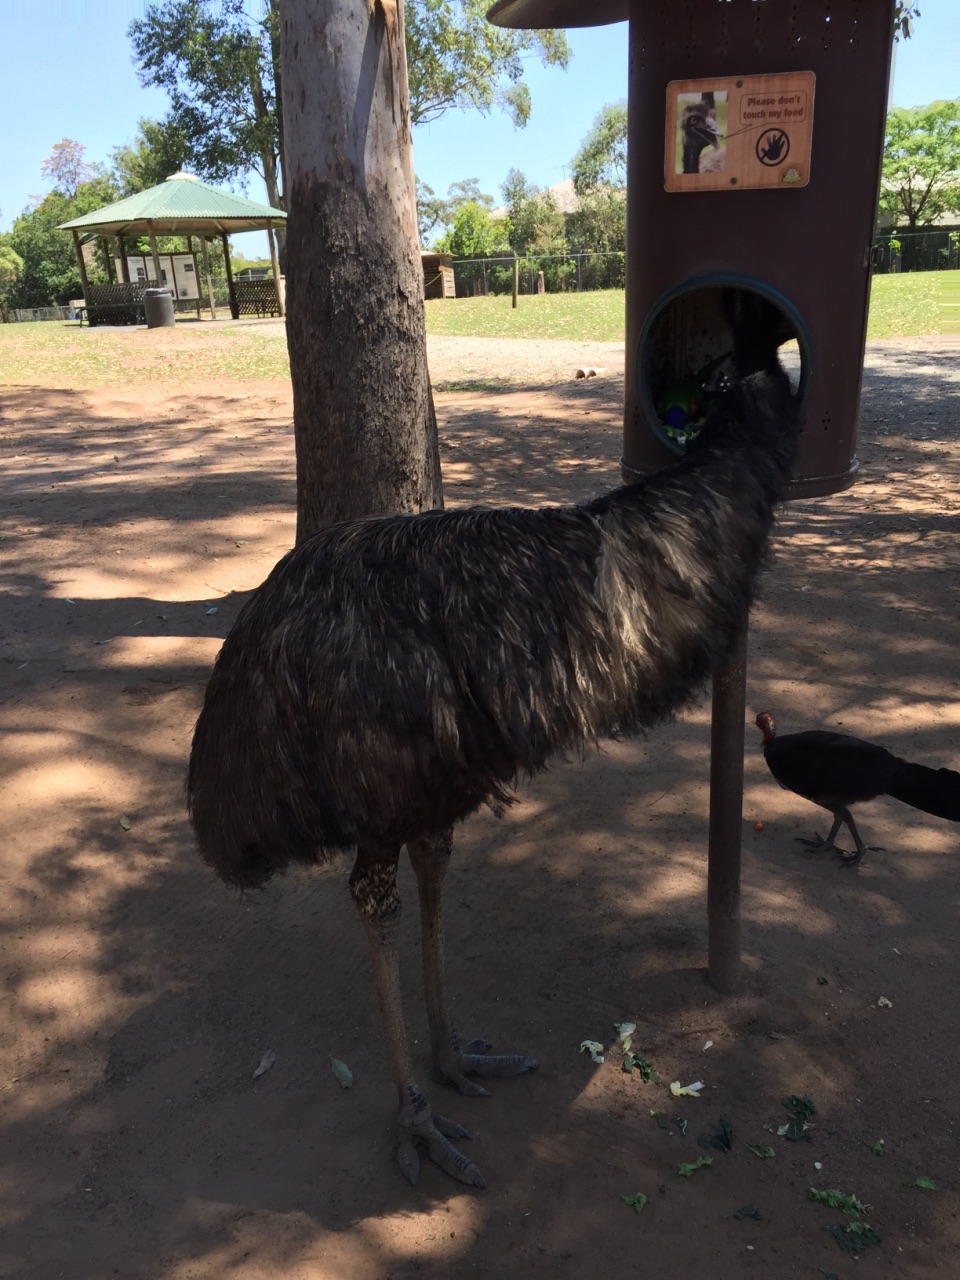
[650,1110,671,1131]
[733,1206,761,1221]
[817,975,830,985]
[779,1092,816,1141]
[808,1187,870,1218]
[747,1143,775,1159]
[909,1176,941,1191]
[678,1156,713,1177]
[870,1139,886,1156]
[819,1267,840,1280]
[622,1051,661,1083]
[330,1057,353,1089]
[622,1192,649,1213]
[824,1221,881,1257]
[698,1117,733,1152]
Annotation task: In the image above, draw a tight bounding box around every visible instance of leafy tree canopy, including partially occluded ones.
[565,188,626,256]
[130,0,569,212]
[8,177,119,308]
[417,176,494,245]
[0,239,25,321]
[881,100,960,229]
[434,200,509,258]
[500,168,566,255]
[111,117,190,195]
[405,0,569,127]
[571,101,627,194]
[129,0,284,208]
[41,139,95,198]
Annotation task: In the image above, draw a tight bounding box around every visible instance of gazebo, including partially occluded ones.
[58,173,287,324]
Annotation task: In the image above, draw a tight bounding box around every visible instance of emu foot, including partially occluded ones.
[440,1038,539,1098]
[396,1102,485,1189]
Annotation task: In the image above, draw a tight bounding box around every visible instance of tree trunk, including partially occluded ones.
[280,0,442,543]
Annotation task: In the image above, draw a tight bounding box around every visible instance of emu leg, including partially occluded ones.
[408,831,539,1096]
[349,845,484,1188]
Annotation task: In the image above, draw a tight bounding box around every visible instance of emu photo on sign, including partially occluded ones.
[666,71,815,192]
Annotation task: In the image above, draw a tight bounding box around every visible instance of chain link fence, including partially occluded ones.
[873,228,960,274]
[450,252,626,298]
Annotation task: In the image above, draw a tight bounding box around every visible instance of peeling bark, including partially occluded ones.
[280,0,442,543]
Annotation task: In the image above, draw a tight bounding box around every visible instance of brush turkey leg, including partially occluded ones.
[796,808,873,866]
[350,842,484,1187]
[409,831,539,1094]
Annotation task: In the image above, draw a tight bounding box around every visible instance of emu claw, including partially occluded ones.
[396,1109,485,1189]
[441,1039,539,1095]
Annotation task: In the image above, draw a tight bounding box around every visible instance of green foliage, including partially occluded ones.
[566,189,626,257]
[0,240,25,321]
[417,177,495,246]
[779,1092,816,1141]
[131,0,569,219]
[405,0,569,127]
[677,1156,712,1177]
[881,100,960,229]
[808,1187,870,1218]
[7,177,120,308]
[621,1192,648,1213]
[571,101,628,194]
[500,169,566,255]
[823,1222,881,1257]
[130,0,283,203]
[435,201,509,258]
[111,118,190,195]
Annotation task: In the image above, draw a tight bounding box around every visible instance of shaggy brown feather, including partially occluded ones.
[188,328,799,889]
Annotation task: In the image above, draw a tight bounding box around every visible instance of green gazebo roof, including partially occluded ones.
[58,173,287,236]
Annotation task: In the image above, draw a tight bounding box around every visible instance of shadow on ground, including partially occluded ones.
[0,347,957,1279]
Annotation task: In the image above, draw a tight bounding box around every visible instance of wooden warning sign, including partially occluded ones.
[664,72,816,193]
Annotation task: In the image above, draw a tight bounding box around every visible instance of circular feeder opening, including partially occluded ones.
[636,277,810,455]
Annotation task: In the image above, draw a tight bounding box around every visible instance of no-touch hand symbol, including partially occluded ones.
[756,129,790,166]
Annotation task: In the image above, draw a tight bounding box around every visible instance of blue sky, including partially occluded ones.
[1,0,958,258]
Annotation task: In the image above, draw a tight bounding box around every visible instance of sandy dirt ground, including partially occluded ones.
[1,331,958,1279]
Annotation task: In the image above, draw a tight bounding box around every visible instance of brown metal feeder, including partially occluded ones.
[488,0,896,990]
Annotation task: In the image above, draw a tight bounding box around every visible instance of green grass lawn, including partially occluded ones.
[1,271,954,387]
[424,289,626,342]
[425,271,958,343]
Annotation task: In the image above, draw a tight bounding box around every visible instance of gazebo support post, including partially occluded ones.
[707,624,748,994]
[186,236,200,318]
[117,236,131,284]
[221,232,239,320]
[70,229,91,309]
[267,222,284,317]
[200,237,218,320]
[147,222,163,287]
[104,236,116,283]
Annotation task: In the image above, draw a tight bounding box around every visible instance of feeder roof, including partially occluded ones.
[487,0,627,29]
[57,173,287,237]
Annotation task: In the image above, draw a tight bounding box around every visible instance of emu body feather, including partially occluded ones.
[187,298,801,1187]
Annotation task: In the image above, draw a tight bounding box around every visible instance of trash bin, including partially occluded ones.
[144,287,175,329]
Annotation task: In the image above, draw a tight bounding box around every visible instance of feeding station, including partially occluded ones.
[487,0,897,990]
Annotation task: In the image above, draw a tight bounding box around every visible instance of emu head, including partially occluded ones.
[681,97,722,173]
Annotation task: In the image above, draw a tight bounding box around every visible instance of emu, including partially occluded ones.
[188,294,801,1188]
[681,92,725,174]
